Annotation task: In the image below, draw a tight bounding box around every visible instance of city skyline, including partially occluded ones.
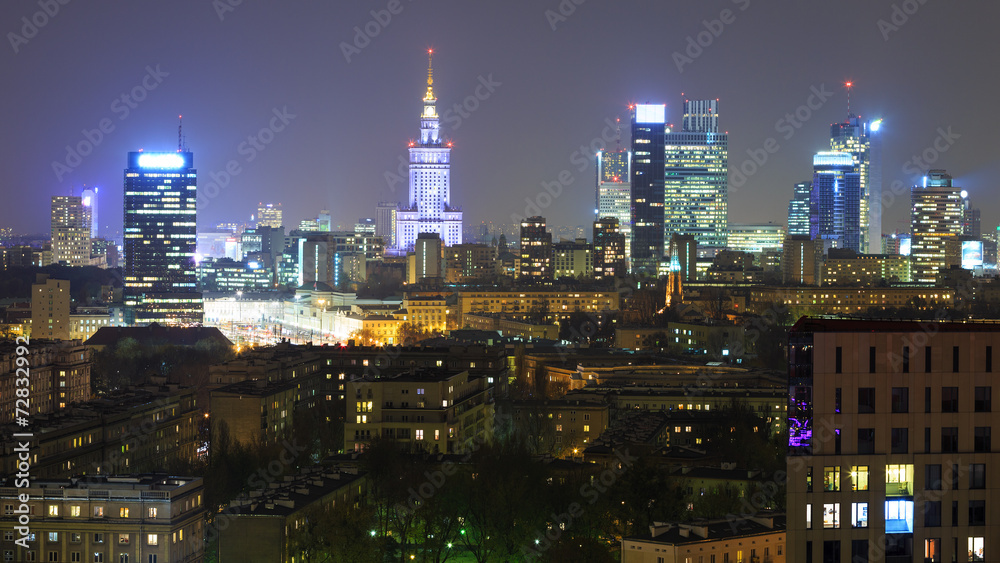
[1,1,996,239]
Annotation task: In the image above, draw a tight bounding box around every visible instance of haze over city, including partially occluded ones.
[2,0,997,236]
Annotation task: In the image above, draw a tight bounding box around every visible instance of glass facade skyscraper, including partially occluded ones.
[629,104,666,273]
[786,181,812,237]
[810,152,861,253]
[831,115,882,253]
[123,151,202,325]
[910,170,964,284]
[664,99,728,255]
[597,148,631,264]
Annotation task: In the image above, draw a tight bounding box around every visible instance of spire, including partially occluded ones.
[424,49,436,102]
[845,81,853,119]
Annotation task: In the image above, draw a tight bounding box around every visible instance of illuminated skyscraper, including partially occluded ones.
[786,181,812,237]
[664,99,728,255]
[375,201,398,249]
[830,110,882,253]
[123,151,202,325]
[518,216,552,283]
[80,188,98,238]
[256,202,282,228]
[629,104,666,273]
[910,170,964,283]
[596,148,631,263]
[395,50,463,251]
[51,196,91,267]
[810,152,862,253]
[593,217,626,280]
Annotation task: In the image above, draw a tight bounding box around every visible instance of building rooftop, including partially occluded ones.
[1,474,201,494]
[227,466,364,517]
[791,316,1000,334]
[84,324,232,348]
[626,514,785,545]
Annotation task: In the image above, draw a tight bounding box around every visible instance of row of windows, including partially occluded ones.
[810,463,988,493]
[838,386,992,414]
[835,345,994,374]
[806,536,984,562]
[3,552,161,563]
[823,426,992,455]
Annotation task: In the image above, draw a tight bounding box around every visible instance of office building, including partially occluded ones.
[597,148,631,262]
[727,223,785,254]
[593,218,626,280]
[783,235,823,286]
[81,187,98,238]
[911,170,964,284]
[407,232,444,284]
[0,476,205,563]
[822,249,912,286]
[518,216,552,282]
[355,218,376,236]
[630,104,667,273]
[553,239,593,279]
[787,317,1000,562]
[444,243,495,283]
[123,151,202,325]
[810,152,862,253]
[31,274,70,339]
[395,51,463,251]
[831,115,882,253]
[375,201,398,249]
[664,99,729,254]
[51,196,91,267]
[256,202,282,228]
[787,181,812,237]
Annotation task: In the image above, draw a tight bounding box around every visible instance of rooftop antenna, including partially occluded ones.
[615,117,622,151]
[177,115,183,151]
[845,82,853,118]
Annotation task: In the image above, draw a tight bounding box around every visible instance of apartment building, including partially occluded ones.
[0,475,205,563]
[787,317,999,562]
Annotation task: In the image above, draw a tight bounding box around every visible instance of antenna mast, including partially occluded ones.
[178,115,183,151]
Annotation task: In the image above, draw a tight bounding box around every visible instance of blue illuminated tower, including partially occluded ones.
[395,50,463,251]
[629,104,666,273]
[810,152,862,253]
[123,151,202,325]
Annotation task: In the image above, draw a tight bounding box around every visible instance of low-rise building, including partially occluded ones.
[0,475,206,563]
[0,340,90,421]
[822,249,912,285]
[457,290,618,317]
[622,515,785,563]
[211,379,298,452]
[0,386,200,479]
[512,399,609,456]
[345,368,495,454]
[219,466,366,563]
[746,286,954,317]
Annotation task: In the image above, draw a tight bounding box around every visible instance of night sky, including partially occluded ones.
[2,0,997,240]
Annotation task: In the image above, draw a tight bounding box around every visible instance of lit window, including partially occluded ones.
[147,534,157,546]
[48,506,58,517]
[120,508,129,518]
[822,503,840,528]
[851,503,868,528]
